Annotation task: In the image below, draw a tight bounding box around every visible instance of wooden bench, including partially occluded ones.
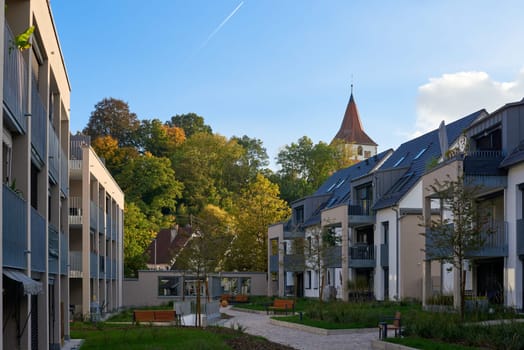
[133,310,177,324]
[378,311,401,339]
[233,294,249,303]
[266,299,295,315]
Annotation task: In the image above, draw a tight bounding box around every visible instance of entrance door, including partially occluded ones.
[476,258,504,304]
[296,273,304,298]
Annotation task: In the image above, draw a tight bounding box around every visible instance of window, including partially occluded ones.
[158,276,180,296]
[271,239,278,255]
[382,221,389,244]
[364,151,371,158]
[2,141,12,184]
[357,146,363,156]
[271,272,278,281]
[294,206,304,224]
[307,236,312,255]
[393,155,406,167]
[414,147,428,160]
[306,271,312,289]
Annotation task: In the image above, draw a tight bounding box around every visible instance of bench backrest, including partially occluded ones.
[154,310,176,322]
[134,310,155,322]
[234,295,248,302]
[273,299,294,308]
[393,311,401,327]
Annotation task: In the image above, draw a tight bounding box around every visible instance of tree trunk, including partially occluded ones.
[205,278,210,303]
[196,279,201,327]
[319,271,325,302]
[459,260,465,321]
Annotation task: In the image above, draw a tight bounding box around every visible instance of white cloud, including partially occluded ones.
[414,69,524,136]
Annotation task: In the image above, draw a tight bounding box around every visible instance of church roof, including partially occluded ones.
[333,92,378,146]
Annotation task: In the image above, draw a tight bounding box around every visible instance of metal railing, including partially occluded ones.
[98,207,105,233]
[3,22,28,133]
[348,200,373,216]
[31,74,47,162]
[48,125,60,181]
[49,225,59,274]
[60,232,68,276]
[60,146,69,196]
[31,208,46,272]
[90,201,97,230]
[69,196,82,225]
[69,251,82,277]
[3,184,27,268]
[90,252,98,278]
[350,244,375,260]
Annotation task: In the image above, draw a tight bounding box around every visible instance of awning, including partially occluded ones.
[3,269,43,295]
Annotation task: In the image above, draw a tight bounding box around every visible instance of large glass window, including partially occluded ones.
[158,276,180,296]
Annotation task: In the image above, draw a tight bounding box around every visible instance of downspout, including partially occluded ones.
[392,207,400,300]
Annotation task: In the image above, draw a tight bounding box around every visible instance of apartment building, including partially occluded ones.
[422,98,524,309]
[68,135,124,320]
[1,0,71,349]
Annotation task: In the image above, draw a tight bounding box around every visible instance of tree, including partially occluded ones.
[167,113,212,138]
[421,174,494,320]
[91,135,139,178]
[123,203,157,277]
[138,119,185,157]
[232,135,270,179]
[117,153,183,228]
[226,174,290,271]
[171,132,245,213]
[83,98,141,147]
[274,136,353,203]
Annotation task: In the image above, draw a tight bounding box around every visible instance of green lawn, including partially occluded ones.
[70,322,287,350]
[387,337,482,350]
[272,315,367,329]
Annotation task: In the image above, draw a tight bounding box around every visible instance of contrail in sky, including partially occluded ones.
[199,1,244,49]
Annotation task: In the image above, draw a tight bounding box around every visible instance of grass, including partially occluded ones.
[272,315,367,329]
[105,304,173,322]
[387,337,482,350]
[232,296,316,312]
[70,322,292,350]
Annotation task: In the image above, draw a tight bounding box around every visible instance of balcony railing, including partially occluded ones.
[60,147,69,196]
[31,208,46,272]
[348,200,374,226]
[49,225,59,274]
[69,196,82,225]
[99,207,105,234]
[3,23,28,133]
[31,74,47,163]
[324,246,342,268]
[349,244,375,268]
[48,125,60,182]
[69,251,82,278]
[106,258,112,279]
[468,221,508,257]
[3,184,27,269]
[283,254,305,272]
[60,232,68,276]
[107,214,113,239]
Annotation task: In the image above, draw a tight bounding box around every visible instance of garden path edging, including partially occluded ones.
[269,318,376,336]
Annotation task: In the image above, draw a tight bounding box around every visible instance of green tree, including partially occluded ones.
[226,174,290,271]
[138,118,185,157]
[90,135,139,178]
[123,203,157,277]
[172,132,245,213]
[274,136,350,203]
[83,98,141,147]
[117,153,183,228]
[167,113,212,138]
[421,175,494,320]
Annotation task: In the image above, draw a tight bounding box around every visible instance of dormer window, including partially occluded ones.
[414,147,428,160]
[393,156,406,167]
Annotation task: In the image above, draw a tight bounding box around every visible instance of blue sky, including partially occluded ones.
[52,1,524,167]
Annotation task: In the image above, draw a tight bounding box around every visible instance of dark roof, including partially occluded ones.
[333,93,378,146]
[373,110,483,210]
[299,149,392,227]
[146,227,192,265]
[500,140,524,168]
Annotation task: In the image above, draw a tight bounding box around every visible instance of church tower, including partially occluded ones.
[332,86,377,161]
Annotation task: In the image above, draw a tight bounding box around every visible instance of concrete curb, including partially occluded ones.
[269,318,377,336]
[229,306,268,315]
[370,340,417,350]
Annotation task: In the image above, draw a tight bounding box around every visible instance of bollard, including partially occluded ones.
[379,322,388,339]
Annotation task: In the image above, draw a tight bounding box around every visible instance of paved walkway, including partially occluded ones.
[221,307,378,350]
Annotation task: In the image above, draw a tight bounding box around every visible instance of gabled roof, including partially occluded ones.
[147,227,192,265]
[500,140,524,168]
[333,93,378,146]
[373,110,484,210]
[300,149,392,227]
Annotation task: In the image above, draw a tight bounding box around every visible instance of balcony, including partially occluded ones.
[468,221,508,258]
[349,244,375,268]
[348,200,374,227]
[380,243,389,267]
[107,214,113,239]
[464,151,507,191]
[31,74,47,164]
[269,255,279,272]
[3,23,28,134]
[69,251,82,278]
[60,232,68,276]
[3,184,27,269]
[31,208,46,273]
[48,125,60,183]
[69,196,82,226]
[283,254,305,272]
[49,225,59,275]
[324,246,342,268]
[106,258,112,279]
[98,207,105,234]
